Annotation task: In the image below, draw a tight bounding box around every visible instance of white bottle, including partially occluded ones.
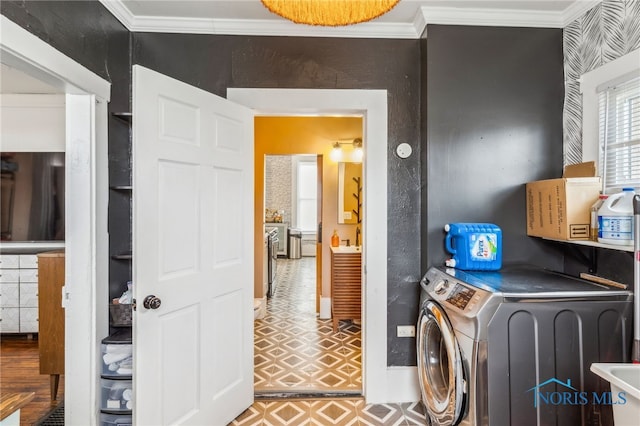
[590,194,608,241]
[597,188,635,245]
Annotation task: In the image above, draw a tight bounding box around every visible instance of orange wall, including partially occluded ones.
[254,116,363,299]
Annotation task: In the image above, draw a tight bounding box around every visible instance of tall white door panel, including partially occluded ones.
[133,65,254,425]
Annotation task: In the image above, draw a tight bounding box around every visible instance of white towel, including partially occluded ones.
[103,352,130,365]
[103,345,132,365]
[105,344,132,355]
[107,356,132,373]
[116,357,133,375]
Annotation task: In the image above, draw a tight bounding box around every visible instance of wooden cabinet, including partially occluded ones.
[330,248,362,332]
[37,250,65,401]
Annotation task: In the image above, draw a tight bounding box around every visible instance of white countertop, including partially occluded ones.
[330,245,362,254]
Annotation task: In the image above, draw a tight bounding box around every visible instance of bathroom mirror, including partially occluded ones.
[338,162,362,224]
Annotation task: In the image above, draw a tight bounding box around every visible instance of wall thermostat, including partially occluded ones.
[396,143,412,159]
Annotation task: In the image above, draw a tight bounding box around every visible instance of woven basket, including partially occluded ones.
[109,303,132,326]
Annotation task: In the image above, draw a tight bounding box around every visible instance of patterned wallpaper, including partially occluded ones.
[563,0,640,165]
[265,155,292,223]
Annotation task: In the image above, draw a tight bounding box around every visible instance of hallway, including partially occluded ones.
[254,257,361,393]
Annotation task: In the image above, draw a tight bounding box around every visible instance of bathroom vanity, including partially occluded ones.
[330,246,362,332]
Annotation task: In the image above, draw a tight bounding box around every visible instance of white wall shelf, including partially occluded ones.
[541,237,633,253]
[111,111,132,123]
[536,236,633,275]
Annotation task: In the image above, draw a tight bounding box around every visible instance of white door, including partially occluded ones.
[132,65,254,425]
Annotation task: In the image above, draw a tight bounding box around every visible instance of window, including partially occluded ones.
[295,158,317,232]
[598,75,640,193]
[579,49,640,188]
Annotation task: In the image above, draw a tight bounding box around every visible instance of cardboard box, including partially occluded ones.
[526,162,601,240]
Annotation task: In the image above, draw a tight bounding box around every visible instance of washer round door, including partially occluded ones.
[417,300,465,425]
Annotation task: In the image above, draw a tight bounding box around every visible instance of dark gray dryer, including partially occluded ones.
[417,264,633,426]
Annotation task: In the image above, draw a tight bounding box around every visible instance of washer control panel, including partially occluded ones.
[446,283,476,310]
[434,279,450,295]
[422,267,489,315]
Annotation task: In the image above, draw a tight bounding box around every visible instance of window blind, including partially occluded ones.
[598,75,640,193]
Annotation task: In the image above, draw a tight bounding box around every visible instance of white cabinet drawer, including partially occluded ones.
[19,269,38,283]
[19,255,38,269]
[19,307,38,332]
[0,307,20,332]
[19,283,38,308]
[0,255,19,269]
[0,283,20,308]
[0,269,20,282]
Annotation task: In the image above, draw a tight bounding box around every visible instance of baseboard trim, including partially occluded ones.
[320,297,331,319]
[381,366,421,404]
[255,390,362,400]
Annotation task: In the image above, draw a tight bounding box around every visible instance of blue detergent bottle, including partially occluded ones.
[444,223,502,271]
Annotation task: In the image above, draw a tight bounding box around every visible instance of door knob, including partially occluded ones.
[143,295,162,310]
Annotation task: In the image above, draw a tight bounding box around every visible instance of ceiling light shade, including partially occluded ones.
[260,0,400,27]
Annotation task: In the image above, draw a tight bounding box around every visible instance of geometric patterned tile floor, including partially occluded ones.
[233,257,429,425]
[255,257,362,394]
[230,399,428,425]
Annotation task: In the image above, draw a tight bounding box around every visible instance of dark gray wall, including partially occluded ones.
[132,33,423,365]
[422,25,567,273]
[421,25,634,287]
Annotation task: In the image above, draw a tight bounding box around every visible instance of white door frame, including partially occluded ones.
[228,88,419,404]
[1,16,110,425]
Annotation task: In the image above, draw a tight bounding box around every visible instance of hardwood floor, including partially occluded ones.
[0,335,63,425]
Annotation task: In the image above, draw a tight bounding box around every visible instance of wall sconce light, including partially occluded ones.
[330,138,363,162]
[352,138,363,162]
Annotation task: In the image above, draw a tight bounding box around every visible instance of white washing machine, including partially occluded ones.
[417,264,633,426]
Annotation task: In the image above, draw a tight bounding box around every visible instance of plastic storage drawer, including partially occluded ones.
[101,329,132,377]
[101,377,133,411]
[100,412,132,426]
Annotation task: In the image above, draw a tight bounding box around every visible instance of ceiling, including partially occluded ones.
[100,0,600,38]
[0,63,61,94]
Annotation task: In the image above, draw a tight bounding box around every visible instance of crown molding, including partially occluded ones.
[100,0,598,38]
[413,5,428,38]
[131,16,419,39]
[99,0,135,30]
[419,6,565,28]
[561,0,601,26]
[99,0,419,38]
